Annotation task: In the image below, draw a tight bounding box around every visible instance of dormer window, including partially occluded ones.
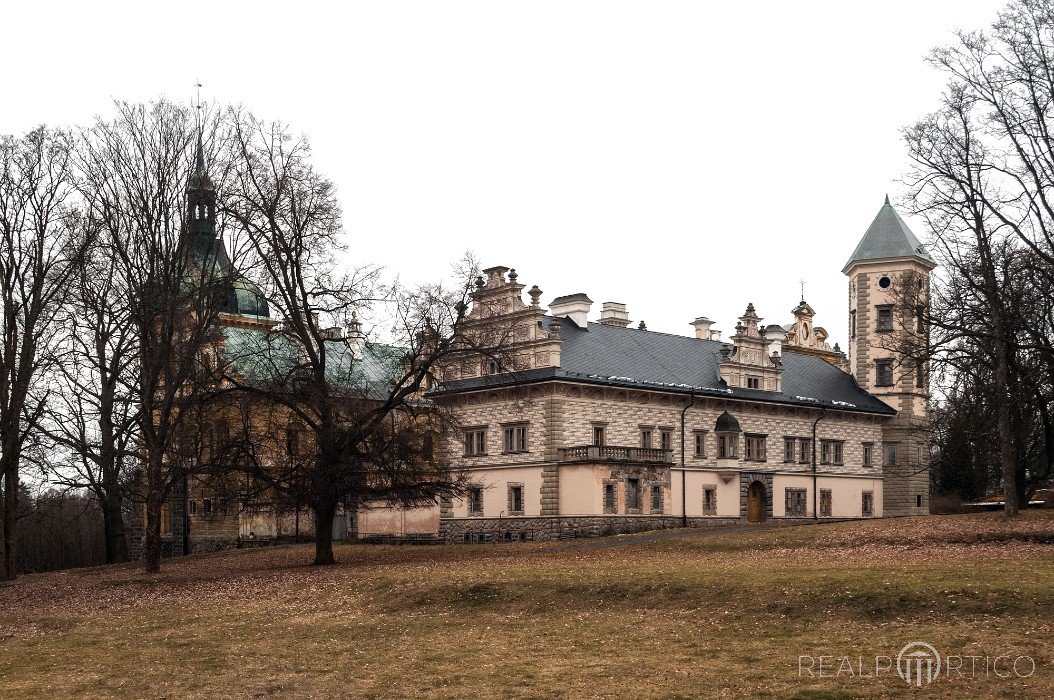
[746,376,760,390]
[484,360,499,375]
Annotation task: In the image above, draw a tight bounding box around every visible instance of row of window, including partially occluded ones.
[464,424,529,456]
[849,303,926,338]
[874,358,926,388]
[785,488,875,517]
[465,424,924,468]
[467,484,876,517]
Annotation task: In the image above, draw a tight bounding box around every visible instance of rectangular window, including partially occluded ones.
[884,443,898,466]
[820,440,844,465]
[703,486,717,515]
[916,494,923,508]
[603,482,616,513]
[820,489,832,517]
[285,427,300,457]
[693,431,706,458]
[876,359,894,387]
[916,305,925,333]
[592,425,606,447]
[626,478,640,511]
[747,376,760,389]
[862,491,874,517]
[203,498,212,514]
[650,484,663,512]
[464,429,487,456]
[660,429,673,452]
[798,438,811,464]
[188,500,197,515]
[640,428,653,449]
[784,437,796,463]
[850,309,857,339]
[745,435,766,461]
[876,306,894,332]
[863,443,874,467]
[469,487,484,515]
[785,488,808,517]
[915,360,925,389]
[508,484,524,514]
[718,434,738,459]
[917,444,926,465]
[503,425,528,453]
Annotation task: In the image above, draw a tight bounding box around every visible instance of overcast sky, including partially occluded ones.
[4,1,1007,346]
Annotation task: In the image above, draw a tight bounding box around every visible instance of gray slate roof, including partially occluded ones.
[845,196,935,269]
[222,326,404,400]
[435,319,895,415]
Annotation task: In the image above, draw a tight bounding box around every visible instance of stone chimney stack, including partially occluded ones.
[549,293,593,329]
[599,302,630,327]
[691,316,714,339]
[762,324,788,357]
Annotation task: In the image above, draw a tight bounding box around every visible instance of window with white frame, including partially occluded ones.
[503,424,528,453]
[464,428,487,456]
[745,434,766,461]
[693,431,706,458]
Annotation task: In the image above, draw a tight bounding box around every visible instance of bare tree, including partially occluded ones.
[77,101,236,572]
[904,0,1054,514]
[0,127,84,579]
[41,235,139,563]
[219,113,508,565]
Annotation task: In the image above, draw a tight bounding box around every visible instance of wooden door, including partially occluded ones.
[747,482,766,523]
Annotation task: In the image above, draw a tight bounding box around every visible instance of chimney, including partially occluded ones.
[346,311,365,360]
[691,316,713,339]
[763,324,788,357]
[549,293,593,329]
[320,326,344,340]
[599,302,630,328]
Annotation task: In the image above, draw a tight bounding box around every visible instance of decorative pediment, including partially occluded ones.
[719,303,783,392]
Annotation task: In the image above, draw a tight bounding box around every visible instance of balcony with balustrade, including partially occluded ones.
[556,445,673,464]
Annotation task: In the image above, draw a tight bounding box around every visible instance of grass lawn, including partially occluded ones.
[2,512,1053,698]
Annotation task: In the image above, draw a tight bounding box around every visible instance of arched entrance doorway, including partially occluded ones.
[747,481,767,523]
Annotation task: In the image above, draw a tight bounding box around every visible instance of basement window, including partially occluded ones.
[468,488,484,515]
[507,484,524,515]
[785,488,808,517]
[862,491,874,517]
[651,484,663,513]
[603,482,616,514]
[703,486,717,515]
[820,489,832,517]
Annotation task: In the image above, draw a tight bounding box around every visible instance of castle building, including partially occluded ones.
[136,143,934,555]
[358,198,934,540]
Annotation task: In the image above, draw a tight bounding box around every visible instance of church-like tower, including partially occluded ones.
[843,196,935,516]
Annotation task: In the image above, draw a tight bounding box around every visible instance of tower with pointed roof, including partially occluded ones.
[844,195,935,516]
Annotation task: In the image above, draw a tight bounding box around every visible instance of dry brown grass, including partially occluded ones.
[2,511,1053,698]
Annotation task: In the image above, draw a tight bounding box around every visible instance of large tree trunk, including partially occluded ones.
[101,497,129,564]
[313,496,337,566]
[144,463,163,573]
[2,462,17,580]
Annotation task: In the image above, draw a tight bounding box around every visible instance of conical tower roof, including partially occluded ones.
[843,195,935,272]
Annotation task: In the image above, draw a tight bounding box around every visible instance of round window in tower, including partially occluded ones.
[879,276,891,289]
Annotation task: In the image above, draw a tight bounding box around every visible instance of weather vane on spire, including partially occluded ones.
[194,80,204,128]
[799,279,806,303]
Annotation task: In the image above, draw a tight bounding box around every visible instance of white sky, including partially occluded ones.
[3,1,1005,346]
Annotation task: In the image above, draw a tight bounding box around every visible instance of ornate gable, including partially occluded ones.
[719,304,783,392]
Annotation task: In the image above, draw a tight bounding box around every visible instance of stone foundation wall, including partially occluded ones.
[438,515,849,543]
